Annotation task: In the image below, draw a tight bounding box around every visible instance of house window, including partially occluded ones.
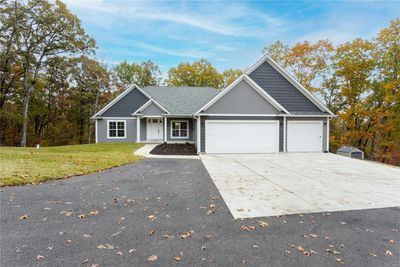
[171,120,189,138]
[108,120,126,138]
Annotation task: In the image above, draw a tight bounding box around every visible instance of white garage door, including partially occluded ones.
[205,120,279,153]
[287,121,323,152]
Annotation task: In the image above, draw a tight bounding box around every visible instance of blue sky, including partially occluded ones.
[63,0,399,76]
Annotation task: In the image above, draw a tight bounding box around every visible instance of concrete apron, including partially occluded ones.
[134,144,200,160]
[200,153,400,219]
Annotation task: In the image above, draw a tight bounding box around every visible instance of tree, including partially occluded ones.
[222,68,242,88]
[13,0,95,146]
[113,60,161,88]
[69,56,110,144]
[262,40,289,66]
[167,59,223,88]
[370,18,400,163]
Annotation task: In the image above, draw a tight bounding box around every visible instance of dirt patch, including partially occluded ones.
[150,143,197,155]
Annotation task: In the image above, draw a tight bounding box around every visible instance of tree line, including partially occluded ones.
[0,0,241,147]
[0,1,398,164]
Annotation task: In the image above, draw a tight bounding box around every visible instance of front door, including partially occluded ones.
[146,118,163,140]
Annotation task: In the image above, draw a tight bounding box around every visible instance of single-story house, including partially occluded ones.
[92,54,334,154]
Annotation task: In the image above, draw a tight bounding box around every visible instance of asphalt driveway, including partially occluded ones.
[1,158,399,266]
[201,153,400,218]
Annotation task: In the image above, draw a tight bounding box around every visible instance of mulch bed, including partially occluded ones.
[150,143,197,155]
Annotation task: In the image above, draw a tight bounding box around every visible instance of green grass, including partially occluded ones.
[0,143,144,186]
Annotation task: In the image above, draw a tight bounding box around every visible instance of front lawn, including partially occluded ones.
[0,143,143,186]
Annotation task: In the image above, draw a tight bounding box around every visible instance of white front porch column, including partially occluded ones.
[283,116,286,152]
[196,116,201,154]
[163,117,167,142]
[136,117,140,142]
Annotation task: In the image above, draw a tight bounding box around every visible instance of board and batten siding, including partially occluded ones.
[285,117,328,152]
[203,80,280,114]
[101,87,149,117]
[249,61,321,113]
[200,116,283,152]
[96,119,137,143]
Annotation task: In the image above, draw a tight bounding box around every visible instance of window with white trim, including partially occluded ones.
[171,120,188,138]
[108,120,126,138]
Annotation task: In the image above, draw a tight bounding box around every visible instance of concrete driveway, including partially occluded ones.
[200,153,400,219]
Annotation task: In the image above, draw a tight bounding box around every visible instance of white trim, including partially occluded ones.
[195,113,333,117]
[95,119,98,143]
[283,116,286,152]
[282,114,334,117]
[195,74,289,115]
[107,120,127,139]
[95,117,136,120]
[163,118,167,142]
[137,118,140,142]
[196,116,201,154]
[245,54,334,115]
[131,99,170,115]
[286,120,324,152]
[170,120,189,139]
[204,120,280,154]
[199,113,281,117]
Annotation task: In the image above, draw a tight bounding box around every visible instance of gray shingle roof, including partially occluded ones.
[143,86,219,115]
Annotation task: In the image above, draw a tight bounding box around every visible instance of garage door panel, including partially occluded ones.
[287,121,322,152]
[205,120,279,153]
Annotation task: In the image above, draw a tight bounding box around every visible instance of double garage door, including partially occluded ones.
[205,120,323,153]
[205,120,280,153]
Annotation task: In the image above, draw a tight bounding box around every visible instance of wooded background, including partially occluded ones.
[1,1,399,165]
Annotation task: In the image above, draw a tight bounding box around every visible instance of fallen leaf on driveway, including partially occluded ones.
[174,256,181,261]
[116,251,123,256]
[181,230,195,239]
[148,229,155,236]
[83,234,91,239]
[19,214,29,220]
[389,239,395,244]
[336,257,344,264]
[148,255,158,261]
[339,221,347,225]
[97,244,106,250]
[148,215,157,221]
[128,249,136,253]
[369,252,378,258]
[81,258,89,264]
[37,255,44,260]
[78,214,86,219]
[47,246,53,251]
[241,225,256,231]
[89,210,99,216]
[385,250,393,256]
[326,249,341,255]
[258,220,269,227]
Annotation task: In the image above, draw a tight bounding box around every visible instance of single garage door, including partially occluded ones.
[287,121,322,152]
[205,120,279,153]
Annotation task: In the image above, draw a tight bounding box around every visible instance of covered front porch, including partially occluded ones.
[135,116,196,144]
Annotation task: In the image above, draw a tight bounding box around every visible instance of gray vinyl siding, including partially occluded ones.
[203,80,280,114]
[286,117,328,152]
[100,87,149,117]
[166,118,194,142]
[200,116,283,152]
[96,119,136,143]
[141,102,166,116]
[249,61,321,112]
